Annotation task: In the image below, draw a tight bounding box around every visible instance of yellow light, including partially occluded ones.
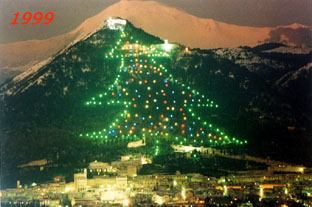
[224,185,228,196]
[260,185,263,199]
[181,187,186,200]
[123,199,129,206]
[156,198,164,205]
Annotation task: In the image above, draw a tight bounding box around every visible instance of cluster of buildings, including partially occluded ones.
[1,153,312,207]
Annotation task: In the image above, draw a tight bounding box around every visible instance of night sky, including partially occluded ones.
[0,0,311,43]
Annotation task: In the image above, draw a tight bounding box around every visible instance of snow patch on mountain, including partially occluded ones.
[275,62,312,88]
[12,58,53,83]
[213,48,284,72]
[263,46,312,54]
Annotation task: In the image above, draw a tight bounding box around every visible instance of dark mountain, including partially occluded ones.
[0,20,311,189]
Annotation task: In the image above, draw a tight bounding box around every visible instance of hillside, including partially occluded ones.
[0,19,311,189]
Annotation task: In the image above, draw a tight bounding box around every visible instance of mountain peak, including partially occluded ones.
[1,0,311,84]
[278,23,311,29]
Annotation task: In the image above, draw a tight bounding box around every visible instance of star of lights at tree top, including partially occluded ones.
[81,23,247,155]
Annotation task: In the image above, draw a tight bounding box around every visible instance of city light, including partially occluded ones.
[259,185,263,200]
[181,186,186,200]
[123,199,130,206]
[224,185,228,196]
[156,198,164,205]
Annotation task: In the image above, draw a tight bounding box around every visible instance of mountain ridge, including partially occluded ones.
[0,0,311,84]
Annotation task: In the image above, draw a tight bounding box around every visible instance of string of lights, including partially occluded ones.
[81,30,247,155]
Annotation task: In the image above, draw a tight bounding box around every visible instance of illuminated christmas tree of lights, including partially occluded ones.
[81,28,246,155]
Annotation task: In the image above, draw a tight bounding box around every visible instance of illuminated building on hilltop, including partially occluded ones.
[107,17,127,30]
